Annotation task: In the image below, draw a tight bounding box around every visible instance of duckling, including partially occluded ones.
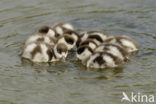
[57,34,75,50]
[52,22,74,38]
[76,45,94,62]
[78,30,109,47]
[38,25,56,38]
[95,43,129,61]
[53,43,68,60]
[24,26,56,46]
[86,52,125,69]
[78,39,98,50]
[64,30,80,46]
[22,42,68,62]
[104,35,139,53]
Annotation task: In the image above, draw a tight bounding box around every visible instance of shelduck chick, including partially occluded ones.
[22,42,68,62]
[24,26,56,46]
[52,22,74,38]
[64,30,80,47]
[57,34,76,50]
[95,43,129,61]
[78,39,98,50]
[76,45,94,62]
[104,35,139,53]
[86,52,125,69]
[77,30,109,47]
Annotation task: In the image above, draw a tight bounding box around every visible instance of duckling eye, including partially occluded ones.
[93,56,104,65]
[65,38,74,45]
[55,34,60,37]
[57,49,62,54]
[66,31,72,35]
[77,47,85,54]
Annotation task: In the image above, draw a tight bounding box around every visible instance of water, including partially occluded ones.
[0,0,156,104]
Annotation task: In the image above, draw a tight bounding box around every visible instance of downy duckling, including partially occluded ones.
[52,22,74,38]
[22,42,68,62]
[52,22,80,47]
[76,45,94,62]
[104,35,139,53]
[78,39,98,50]
[64,30,80,46]
[24,26,56,46]
[86,52,125,69]
[95,43,129,61]
[57,34,75,50]
[78,30,109,47]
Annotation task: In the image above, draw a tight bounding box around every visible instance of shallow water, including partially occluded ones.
[0,0,156,104]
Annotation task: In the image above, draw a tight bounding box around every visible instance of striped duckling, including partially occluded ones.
[52,22,74,37]
[52,22,80,47]
[104,35,139,53]
[24,26,56,46]
[95,43,129,62]
[22,42,68,62]
[76,30,108,62]
[76,45,94,62]
[78,43,129,69]
[78,39,98,50]
[57,34,76,50]
[86,52,125,69]
[77,30,109,47]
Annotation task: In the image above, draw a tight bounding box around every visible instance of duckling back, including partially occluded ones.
[22,42,55,62]
[104,35,139,53]
[86,52,125,69]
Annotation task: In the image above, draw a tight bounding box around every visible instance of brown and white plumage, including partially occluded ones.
[104,35,139,53]
[86,52,125,69]
[57,34,76,50]
[77,30,109,47]
[52,22,80,48]
[95,43,129,61]
[22,42,68,62]
[76,45,94,62]
[52,22,74,38]
[78,39,98,50]
[24,26,56,46]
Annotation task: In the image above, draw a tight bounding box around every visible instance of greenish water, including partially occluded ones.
[0,0,156,104]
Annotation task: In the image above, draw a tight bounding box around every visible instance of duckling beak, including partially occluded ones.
[61,52,67,61]
[61,56,66,62]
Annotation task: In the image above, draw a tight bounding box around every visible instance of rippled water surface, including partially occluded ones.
[0,0,156,104]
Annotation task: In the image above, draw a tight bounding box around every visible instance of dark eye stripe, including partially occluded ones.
[55,33,60,37]
[93,55,105,66]
[77,46,93,54]
[77,47,85,54]
[65,37,74,45]
[57,48,62,54]
[88,35,103,42]
[80,39,98,47]
[66,31,72,34]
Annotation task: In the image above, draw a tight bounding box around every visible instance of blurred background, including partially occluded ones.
[0,0,156,104]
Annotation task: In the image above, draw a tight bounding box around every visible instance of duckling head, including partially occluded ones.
[57,34,75,50]
[52,22,74,38]
[54,43,68,60]
[79,39,98,50]
[76,45,94,62]
[38,26,55,38]
[64,30,79,43]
